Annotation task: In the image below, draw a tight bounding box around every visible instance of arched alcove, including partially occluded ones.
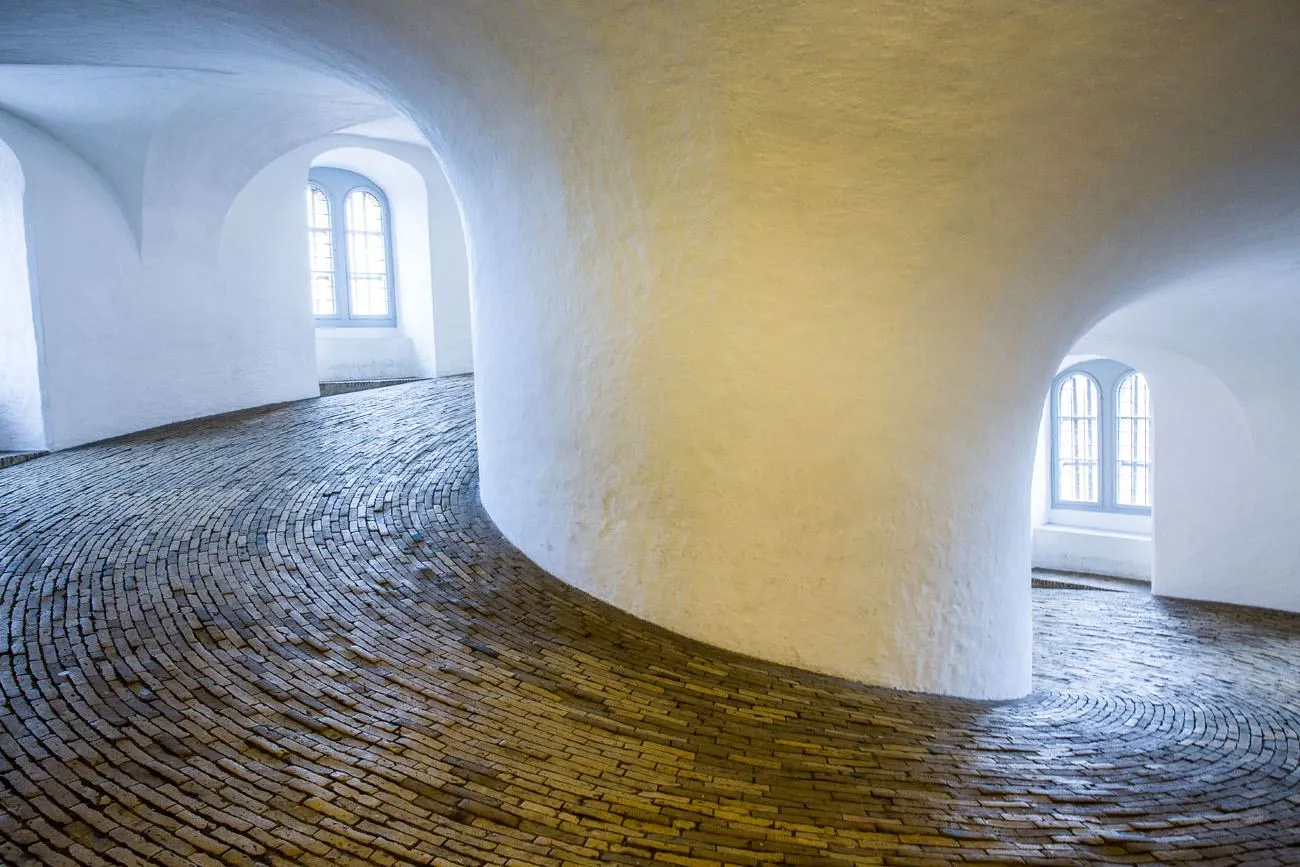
[1030,240,1300,617]
[1029,354,1154,582]
[217,127,473,394]
[0,135,43,453]
[310,141,471,383]
[0,110,147,451]
[1076,272,1299,614]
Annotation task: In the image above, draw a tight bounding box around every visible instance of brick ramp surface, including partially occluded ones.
[1,376,1298,866]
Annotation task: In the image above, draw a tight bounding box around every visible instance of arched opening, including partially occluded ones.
[308,168,397,328]
[1030,355,1154,585]
[1061,268,1300,615]
[0,135,44,457]
[216,121,474,401]
[306,136,473,388]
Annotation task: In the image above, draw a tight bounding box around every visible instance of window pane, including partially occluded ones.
[1116,419,1132,461]
[306,186,336,317]
[1056,373,1100,504]
[1115,372,1153,507]
[344,189,390,318]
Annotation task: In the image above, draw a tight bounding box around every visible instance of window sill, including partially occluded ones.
[1039,523,1151,542]
[315,327,401,338]
[1045,505,1151,536]
[1032,523,1152,581]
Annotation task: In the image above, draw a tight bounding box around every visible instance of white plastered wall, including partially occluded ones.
[0,83,403,450]
[0,135,43,452]
[2,2,1300,699]
[0,73,468,452]
[1079,272,1300,614]
[0,110,144,451]
[216,143,320,406]
[223,133,472,385]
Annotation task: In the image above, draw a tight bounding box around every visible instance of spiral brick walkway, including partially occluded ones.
[2,377,1299,866]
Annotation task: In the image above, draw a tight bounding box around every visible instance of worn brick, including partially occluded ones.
[0,378,1298,865]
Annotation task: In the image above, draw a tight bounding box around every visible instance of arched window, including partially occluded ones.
[343,189,391,318]
[305,168,396,326]
[1050,360,1153,513]
[306,186,336,317]
[1055,373,1100,504]
[1114,371,1152,508]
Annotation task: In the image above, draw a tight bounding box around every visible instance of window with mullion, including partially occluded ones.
[1051,360,1153,514]
[1055,373,1100,505]
[1115,372,1153,508]
[305,168,396,327]
[306,186,337,317]
[344,190,391,319]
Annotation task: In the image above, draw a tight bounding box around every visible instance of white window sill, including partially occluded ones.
[316,327,401,338]
[1045,506,1151,536]
[1033,523,1153,581]
[1039,523,1151,542]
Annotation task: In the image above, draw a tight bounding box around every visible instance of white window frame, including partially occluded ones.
[307,167,397,327]
[1054,371,1102,506]
[1050,359,1152,515]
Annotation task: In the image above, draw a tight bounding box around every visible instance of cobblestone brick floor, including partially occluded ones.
[2,376,1299,866]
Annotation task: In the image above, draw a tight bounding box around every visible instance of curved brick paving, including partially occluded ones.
[2,377,1299,866]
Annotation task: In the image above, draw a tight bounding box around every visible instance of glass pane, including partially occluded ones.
[1116,464,1133,503]
[311,274,336,317]
[306,186,337,317]
[1115,372,1153,507]
[344,189,390,318]
[1056,373,1100,504]
[307,186,331,231]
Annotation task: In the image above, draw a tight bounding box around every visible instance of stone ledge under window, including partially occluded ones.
[1033,522,1152,582]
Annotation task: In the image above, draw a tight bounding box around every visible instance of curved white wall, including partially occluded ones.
[0,69,470,451]
[219,133,473,385]
[2,3,1300,698]
[1081,270,1300,614]
[459,4,1300,698]
[0,136,42,451]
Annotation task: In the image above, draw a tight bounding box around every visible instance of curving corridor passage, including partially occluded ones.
[2,378,1300,866]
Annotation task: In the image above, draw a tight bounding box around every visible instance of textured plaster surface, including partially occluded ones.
[0,138,42,451]
[1,2,1300,696]
[1080,261,1300,615]
[0,58,465,450]
[0,84,389,449]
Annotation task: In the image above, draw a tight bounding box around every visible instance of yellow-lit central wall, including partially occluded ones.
[2,1,1300,697]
